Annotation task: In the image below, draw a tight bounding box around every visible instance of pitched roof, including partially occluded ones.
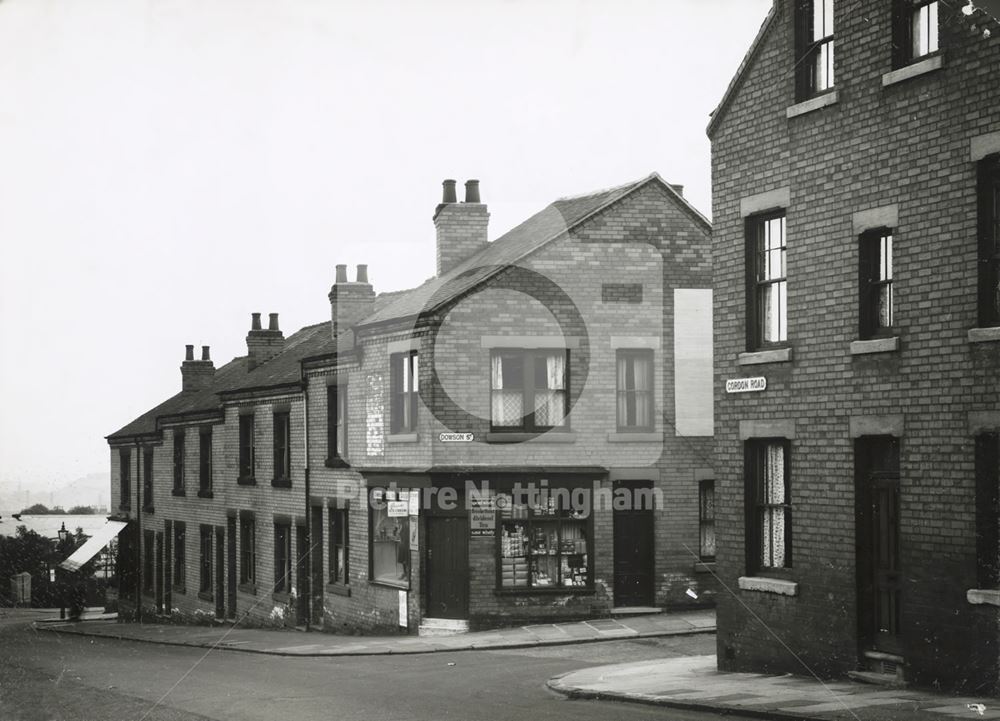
[359,173,707,327]
[706,3,776,138]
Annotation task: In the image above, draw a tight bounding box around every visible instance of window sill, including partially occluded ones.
[325,457,351,469]
[485,431,576,444]
[969,326,1000,344]
[693,561,716,574]
[786,90,838,119]
[370,578,410,591]
[967,589,1000,606]
[882,54,943,87]
[237,477,256,486]
[172,489,186,497]
[850,336,899,355]
[327,582,351,597]
[271,478,292,488]
[197,489,214,499]
[738,347,792,366]
[607,432,661,442]
[495,586,594,596]
[197,591,214,603]
[386,433,419,444]
[238,583,257,596]
[738,576,798,596]
[272,591,291,604]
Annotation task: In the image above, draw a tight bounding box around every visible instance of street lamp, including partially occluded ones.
[57,522,69,542]
[57,522,68,619]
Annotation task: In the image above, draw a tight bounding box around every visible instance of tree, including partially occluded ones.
[66,506,97,515]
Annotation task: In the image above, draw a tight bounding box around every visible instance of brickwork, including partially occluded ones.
[710,0,1000,692]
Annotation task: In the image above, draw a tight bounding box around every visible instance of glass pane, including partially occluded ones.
[500,522,529,587]
[764,444,785,504]
[760,283,787,343]
[534,390,566,427]
[492,390,523,426]
[762,507,786,567]
[878,284,893,328]
[700,521,716,559]
[372,506,408,584]
[560,522,589,587]
[410,353,419,392]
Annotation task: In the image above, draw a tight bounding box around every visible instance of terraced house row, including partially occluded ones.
[708,0,1000,694]
[105,174,717,633]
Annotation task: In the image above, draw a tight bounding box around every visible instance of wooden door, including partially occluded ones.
[426,516,469,619]
[296,525,309,626]
[613,481,655,607]
[856,437,902,655]
[226,517,237,620]
[214,527,225,619]
[155,532,164,615]
[310,507,324,626]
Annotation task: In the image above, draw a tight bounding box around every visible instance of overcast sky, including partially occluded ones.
[0,0,772,491]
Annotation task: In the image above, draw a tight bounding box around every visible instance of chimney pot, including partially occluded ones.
[251,312,262,331]
[464,179,481,203]
[356,264,369,284]
[268,313,279,331]
[335,264,348,283]
[670,184,684,197]
[201,345,211,361]
[185,345,195,361]
[442,179,457,204]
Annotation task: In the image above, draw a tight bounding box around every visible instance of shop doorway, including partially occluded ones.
[425,516,469,619]
[613,480,655,607]
[855,437,902,658]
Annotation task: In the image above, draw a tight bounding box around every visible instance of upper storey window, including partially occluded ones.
[893,1,939,67]
[746,212,788,349]
[795,0,835,101]
[979,155,1000,328]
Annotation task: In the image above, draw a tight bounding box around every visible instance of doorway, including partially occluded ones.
[855,436,902,657]
[310,507,324,626]
[296,525,310,626]
[226,517,237,621]
[214,527,225,620]
[425,516,469,619]
[613,480,655,607]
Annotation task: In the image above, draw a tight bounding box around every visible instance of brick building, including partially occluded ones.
[107,173,716,633]
[708,0,1000,693]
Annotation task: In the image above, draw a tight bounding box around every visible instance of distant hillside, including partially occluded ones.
[0,471,109,515]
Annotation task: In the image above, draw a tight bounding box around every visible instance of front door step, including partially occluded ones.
[610,606,663,616]
[848,650,906,687]
[418,618,469,637]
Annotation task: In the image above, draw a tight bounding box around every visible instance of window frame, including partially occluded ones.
[368,488,410,589]
[699,479,717,562]
[858,228,895,339]
[198,427,213,497]
[172,521,186,593]
[327,383,349,466]
[744,439,792,576]
[272,410,291,487]
[239,512,256,590]
[119,448,131,510]
[794,0,835,101]
[978,155,1000,328]
[273,521,292,595]
[892,0,940,68]
[199,524,213,597]
[389,351,419,434]
[329,504,350,587]
[975,432,1000,589]
[173,430,185,495]
[615,349,655,432]
[746,211,789,351]
[489,348,571,433]
[238,414,256,485]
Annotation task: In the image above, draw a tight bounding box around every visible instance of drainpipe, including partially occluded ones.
[303,378,311,632]
[135,439,142,625]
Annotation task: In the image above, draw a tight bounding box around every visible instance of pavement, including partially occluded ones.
[548,655,999,721]
[33,607,715,656]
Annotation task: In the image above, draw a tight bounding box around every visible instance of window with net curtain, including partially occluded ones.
[616,349,654,431]
[490,350,568,431]
[746,440,791,573]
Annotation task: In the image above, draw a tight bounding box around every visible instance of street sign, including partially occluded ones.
[439,432,474,442]
[725,376,766,393]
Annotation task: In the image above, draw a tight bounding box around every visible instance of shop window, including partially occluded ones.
[616,349,654,431]
[272,411,291,486]
[238,414,255,484]
[327,384,348,464]
[198,428,212,496]
[975,433,999,588]
[745,440,792,574]
[390,351,419,433]
[172,521,186,592]
[329,505,349,586]
[142,447,154,511]
[859,229,894,339]
[490,349,568,431]
[274,522,292,593]
[746,212,788,349]
[143,530,154,595]
[172,430,185,494]
[893,0,938,67]
[119,448,131,510]
[794,0,835,101]
[240,513,256,587]
[370,489,410,587]
[199,525,213,596]
[979,155,1000,328]
[498,492,591,590]
[699,480,716,561]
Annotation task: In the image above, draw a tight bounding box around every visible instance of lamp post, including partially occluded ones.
[57,522,68,619]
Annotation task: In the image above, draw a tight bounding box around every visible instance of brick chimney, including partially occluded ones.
[246,312,285,370]
[329,264,375,336]
[181,344,215,392]
[434,179,489,276]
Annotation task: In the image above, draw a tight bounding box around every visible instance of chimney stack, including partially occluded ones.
[434,178,489,276]
[329,264,376,337]
[670,184,685,197]
[246,312,285,370]
[181,343,215,392]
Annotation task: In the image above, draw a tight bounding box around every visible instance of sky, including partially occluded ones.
[0,0,773,492]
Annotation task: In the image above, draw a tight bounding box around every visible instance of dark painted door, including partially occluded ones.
[613,481,655,607]
[310,507,324,626]
[215,527,225,619]
[426,516,469,619]
[226,517,237,621]
[856,437,902,656]
[296,525,309,626]
[155,532,164,615]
